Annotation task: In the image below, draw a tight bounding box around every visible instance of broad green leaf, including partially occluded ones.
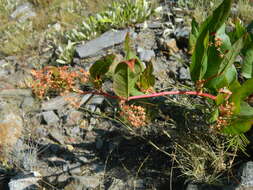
[223,119,252,134]
[139,62,155,90]
[204,24,233,91]
[190,0,232,82]
[189,18,199,53]
[130,87,145,96]
[228,19,246,43]
[206,64,237,91]
[218,37,244,76]
[209,108,219,122]
[190,33,209,81]
[242,44,253,78]
[124,32,136,60]
[238,101,253,119]
[231,78,253,114]
[89,54,116,80]
[113,59,142,98]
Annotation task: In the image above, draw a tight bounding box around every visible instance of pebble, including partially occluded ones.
[76,29,128,58]
[137,47,155,62]
[42,111,59,125]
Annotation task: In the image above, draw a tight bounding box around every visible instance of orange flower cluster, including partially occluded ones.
[212,101,235,130]
[120,103,147,127]
[31,66,89,99]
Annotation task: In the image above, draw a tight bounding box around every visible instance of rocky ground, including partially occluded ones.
[1,0,253,190]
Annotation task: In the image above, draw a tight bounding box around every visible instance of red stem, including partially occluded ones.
[127,91,217,101]
[80,90,216,101]
[0,87,216,101]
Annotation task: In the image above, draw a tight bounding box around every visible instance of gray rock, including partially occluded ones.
[21,96,35,110]
[76,29,128,58]
[72,175,101,189]
[80,94,93,105]
[108,178,125,190]
[238,161,253,187]
[179,67,191,80]
[8,172,40,190]
[174,26,190,39]
[136,21,163,29]
[0,89,32,97]
[41,93,80,110]
[89,95,104,105]
[137,47,155,62]
[42,111,59,125]
[96,138,103,150]
[81,95,104,112]
[186,183,198,190]
[66,111,83,126]
[68,163,82,175]
[108,178,145,190]
[48,128,65,145]
[0,111,23,153]
[175,17,184,23]
[10,3,36,22]
[57,174,69,183]
[91,163,104,173]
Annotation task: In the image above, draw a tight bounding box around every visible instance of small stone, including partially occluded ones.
[66,111,83,126]
[0,112,23,156]
[42,111,59,125]
[72,176,101,189]
[175,17,184,23]
[89,95,104,105]
[174,27,190,39]
[76,29,128,58]
[80,94,93,105]
[96,138,103,150]
[179,67,191,80]
[10,3,36,22]
[41,93,81,111]
[238,161,253,187]
[137,47,155,62]
[8,172,40,190]
[108,178,125,190]
[186,183,198,190]
[164,38,179,54]
[58,174,69,183]
[21,96,35,110]
[11,3,32,18]
[78,156,89,163]
[68,163,82,175]
[48,128,65,145]
[0,89,32,97]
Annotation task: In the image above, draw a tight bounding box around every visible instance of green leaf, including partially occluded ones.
[238,101,253,119]
[189,18,199,53]
[242,44,253,78]
[124,32,136,60]
[113,59,142,98]
[228,19,246,43]
[190,0,232,82]
[89,54,116,80]
[190,31,209,81]
[206,64,237,91]
[209,108,219,122]
[218,37,244,75]
[204,24,233,91]
[223,119,252,135]
[139,62,155,90]
[231,78,253,114]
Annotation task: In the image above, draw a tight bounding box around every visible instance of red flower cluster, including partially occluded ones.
[119,103,147,127]
[31,66,89,99]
